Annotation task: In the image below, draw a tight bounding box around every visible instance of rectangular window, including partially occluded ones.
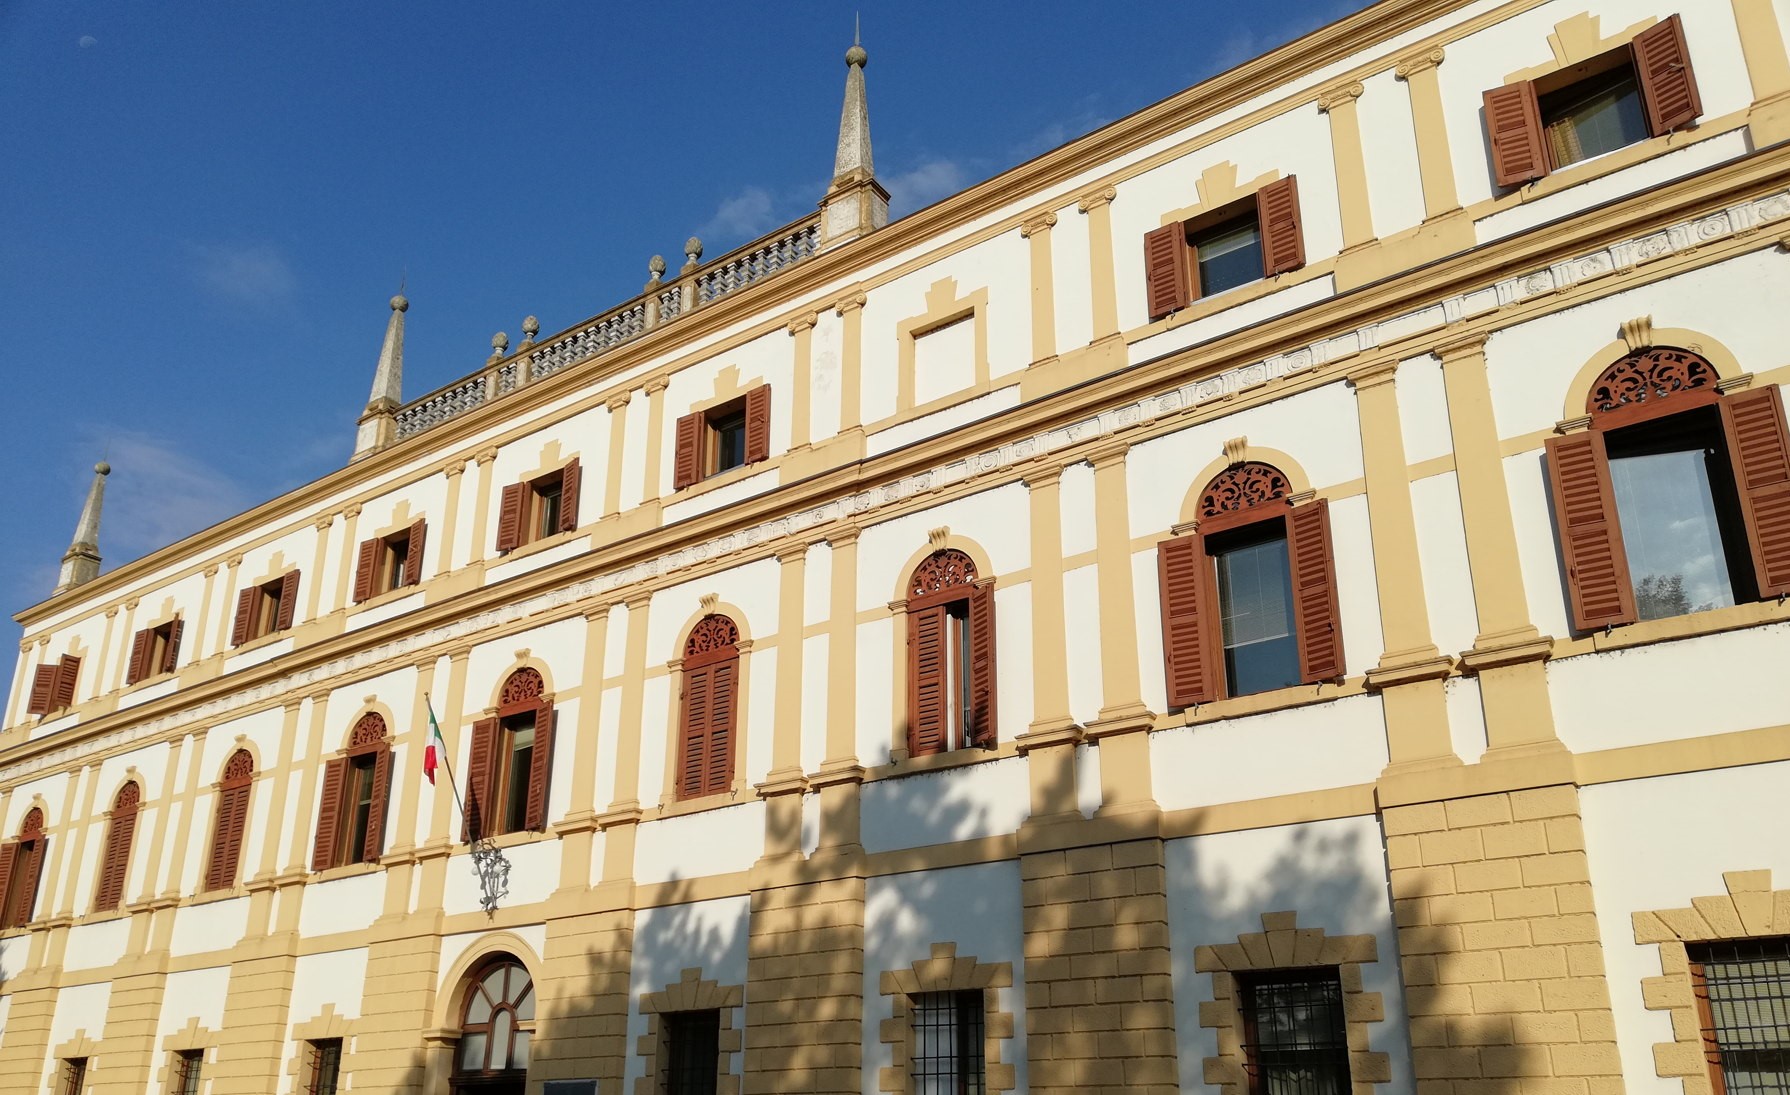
[1606,407,1751,620]
[255,582,284,640]
[1209,521,1301,698]
[58,1058,86,1095]
[663,1009,720,1095]
[336,755,378,866]
[1239,970,1351,1095]
[1689,938,1790,1095]
[382,532,411,592]
[534,478,563,542]
[1191,213,1265,298]
[173,1050,204,1095]
[2,839,42,929]
[1539,62,1648,168]
[911,990,986,1095]
[707,404,748,476]
[498,713,537,836]
[304,1038,342,1095]
[673,385,771,489]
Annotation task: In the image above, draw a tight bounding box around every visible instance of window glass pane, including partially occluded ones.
[949,603,971,747]
[514,982,536,1021]
[511,1029,530,1070]
[1608,419,1739,621]
[1193,216,1263,297]
[1692,940,1790,1095]
[466,983,494,1024]
[1540,65,1647,167]
[1213,530,1300,696]
[385,538,408,589]
[913,991,968,1094]
[666,1010,721,1095]
[1244,973,1351,1095]
[536,484,562,539]
[491,1009,514,1068]
[459,1031,487,1071]
[504,724,535,833]
[346,757,375,862]
[712,410,747,473]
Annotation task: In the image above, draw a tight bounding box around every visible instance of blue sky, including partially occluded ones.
[0,0,1365,635]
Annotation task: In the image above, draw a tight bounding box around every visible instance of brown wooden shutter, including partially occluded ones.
[207,785,249,891]
[0,843,16,927]
[705,660,737,797]
[1546,432,1637,631]
[352,538,380,603]
[1633,14,1702,135]
[1158,534,1218,707]
[907,605,949,757]
[463,717,498,841]
[94,804,137,910]
[744,385,772,465]
[126,628,153,686]
[1287,500,1346,684]
[1144,223,1191,321]
[679,663,713,800]
[26,666,56,715]
[524,700,555,830]
[52,655,80,711]
[495,483,527,552]
[558,459,581,533]
[1485,82,1548,188]
[161,619,184,675]
[404,518,427,585]
[1720,385,1790,598]
[275,571,300,631]
[230,587,258,647]
[968,584,998,748]
[1256,176,1305,276]
[15,838,44,925]
[674,412,704,490]
[363,746,393,862]
[310,758,348,871]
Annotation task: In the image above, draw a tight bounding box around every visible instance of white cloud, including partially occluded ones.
[699,187,778,245]
[84,431,254,567]
[78,35,97,48]
[885,159,969,216]
[185,241,298,308]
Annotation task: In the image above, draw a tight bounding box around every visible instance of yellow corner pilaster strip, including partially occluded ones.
[157,727,210,899]
[823,528,861,768]
[329,504,363,616]
[134,733,187,908]
[190,564,218,665]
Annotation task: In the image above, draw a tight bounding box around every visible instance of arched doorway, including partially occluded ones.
[453,956,534,1093]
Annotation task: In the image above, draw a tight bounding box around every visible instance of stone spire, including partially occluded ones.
[818,19,889,250]
[55,462,110,594]
[352,293,408,462]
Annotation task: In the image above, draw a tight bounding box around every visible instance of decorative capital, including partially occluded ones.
[1085,438,1130,469]
[225,554,244,570]
[1434,331,1489,362]
[1020,212,1059,238]
[825,524,862,548]
[474,446,499,465]
[581,603,612,623]
[698,592,719,615]
[1619,315,1654,353]
[202,565,218,578]
[443,459,466,479]
[343,502,363,520]
[313,513,335,531]
[123,598,139,612]
[1316,82,1364,112]
[104,606,118,619]
[644,375,670,395]
[1019,459,1066,491]
[775,544,809,565]
[786,311,819,335]
[605,392,633,413]
[834,291,867,316]
[1077,186,1117,214]
[1395,47,1446,80]
[1347,358,1401,390]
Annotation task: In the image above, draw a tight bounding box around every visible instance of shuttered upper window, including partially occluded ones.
[25,654,82,717]
[311,713,394,871]
[1144,176,1304,322]
[353,518,426,602]
[204,750,254,891]
[1485,14,1701,188]
[231,571,300,647]
[126,618,184,686]
[674,384,772,490]
[0,807,48,930]
[1158,462,1344,708]
[1545,348,1790,632]
[906,549,997,757]
[496,460,581,554]
[464,668,555,841]
[92,781,140,912]
[676,614,742,800]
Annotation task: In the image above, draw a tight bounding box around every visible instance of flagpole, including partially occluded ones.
[424,692,468,833]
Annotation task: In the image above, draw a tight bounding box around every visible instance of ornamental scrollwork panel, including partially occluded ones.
[499,667,545,706]
[910,549,978,598]
[1588,347,1714,416]
[685,614,741,657]
[349,712,388,748]
[1199,461,1291,518]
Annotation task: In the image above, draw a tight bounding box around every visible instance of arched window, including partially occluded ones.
[454,957,535,1093]
[92,782,141,911]
[205,750,254,892]
[677,615,741,800]
[465,669,555,841]
[0,807,48,929]
[1547,347,1790,630]
[1157,461,1343,706]
[906,549,997,757]
[312,713,394,871]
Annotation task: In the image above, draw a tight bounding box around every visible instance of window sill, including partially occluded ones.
[677,457,771,501]
[1484,111,1746,210]
[1160,675,1372,730]
[79,905,131,925]
[1565,596,1790,656]
[230,630,289,656]
[189,886,245,906]
[493,527,584,564]
[459,827,548,853]
[124,670,176,692]
[870,739,1023,780]
[649,785,755,820]
[1130,260,1331,342]
[351,582,424,612]
[311,860,384,883]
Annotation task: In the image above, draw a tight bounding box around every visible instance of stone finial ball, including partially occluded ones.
[390,295,409,312]
[845,43,867,66]
[684,237,703,259]
[492,332,509,351]
[522,315,540,336]
[649,255,668,276]
[95,462,111,476]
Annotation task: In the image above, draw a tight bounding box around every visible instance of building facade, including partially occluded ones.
[5,1,1790,1093]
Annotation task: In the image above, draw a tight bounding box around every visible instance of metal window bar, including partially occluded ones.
[306,1038,343,1095]
[1691,938,1790,1095]
[174,1051,204,1095]
[1239,970,1352,1095]
[664,1009,720,1095]
[911,990,986,1095]
[60,1058,86,1095]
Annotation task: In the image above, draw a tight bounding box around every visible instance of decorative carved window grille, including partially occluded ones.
[1199,462,1292,519]
[1688,938,1790,1095]
[911,990,986,1095]
[1588,347,1717,417]
[1237,969,1352,1095]
[499,667,545,707]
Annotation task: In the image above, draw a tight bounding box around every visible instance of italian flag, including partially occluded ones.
[423,698,446,786]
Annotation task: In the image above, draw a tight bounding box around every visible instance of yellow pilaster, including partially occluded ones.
[1077,187,1120,342]
[602,392,632,519]
[1022,213,1060,365]
[1395,49,1460,221]
[599,594,652,884]
[189,564,218,664]
[787,313,817,451]
[330,503,363,615]
[435,460,466,578]
[835,292,867,435]
[1318,82,1375,250]
[467,447,499,565]
[555,605,611,894]
[641,376,670,503]
[1734,0,1790,142]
